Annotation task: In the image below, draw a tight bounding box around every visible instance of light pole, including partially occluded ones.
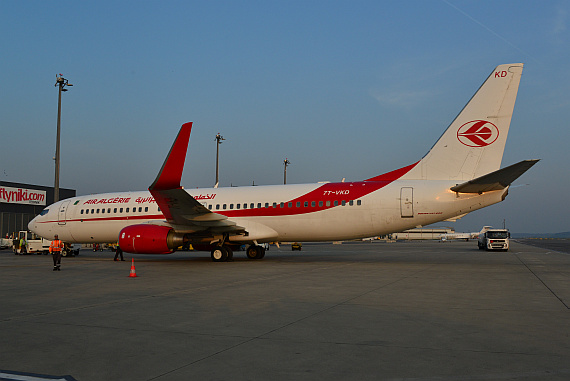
[283,158,290,184]
[54,74,72,203]
[215,133,225,187]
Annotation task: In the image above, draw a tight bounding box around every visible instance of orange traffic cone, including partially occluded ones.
[128,258,138,278]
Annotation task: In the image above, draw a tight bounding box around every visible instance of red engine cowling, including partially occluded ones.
[118,224,183,254]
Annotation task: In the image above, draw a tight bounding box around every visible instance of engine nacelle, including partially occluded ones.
[118,224,184,254]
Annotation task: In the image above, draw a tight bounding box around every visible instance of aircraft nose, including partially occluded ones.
[28,216,38,234]
[28,215,48,238]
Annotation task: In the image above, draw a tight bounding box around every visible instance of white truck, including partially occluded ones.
[478,228,510,251]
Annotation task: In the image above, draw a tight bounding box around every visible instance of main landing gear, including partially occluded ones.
[210,244,266,261]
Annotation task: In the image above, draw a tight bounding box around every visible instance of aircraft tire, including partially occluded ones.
[246,245,265,260]
[246,245,258,259]
[256,247,266,259]
[225,245,233,261]
[211,246,228,262]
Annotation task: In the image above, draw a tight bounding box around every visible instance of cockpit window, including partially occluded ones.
[40,209,49,216]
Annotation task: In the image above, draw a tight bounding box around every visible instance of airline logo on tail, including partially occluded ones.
[457,120,499,147]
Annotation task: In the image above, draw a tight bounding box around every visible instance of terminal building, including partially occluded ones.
[0,181,75,238]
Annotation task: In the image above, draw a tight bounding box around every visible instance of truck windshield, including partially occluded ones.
[487,231,508,239]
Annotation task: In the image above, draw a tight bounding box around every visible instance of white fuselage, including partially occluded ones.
[29,180,507,245]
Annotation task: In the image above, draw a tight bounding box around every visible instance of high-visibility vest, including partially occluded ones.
[50,239,63,253]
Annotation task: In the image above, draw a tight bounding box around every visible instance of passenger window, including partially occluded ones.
[223,204,227,210]
[236,204,240,209]
[304,201,308,207]
[145,207,148,212]
[341,200,346,206]
[257,203,261,208]
[102,209,105,214]
[357,200,362,206]
[272,202,277,208]
[216,204,220,210]
[126,208,129,212]
[326,201,330,207]
[288,202,292,208]
[80,210,84,214]
[296,202,301,207]
[349,200,354,206]
[208,205,212,210]
[114,208,117,213]
[280,202,284,208]
[318,201,323,207]
[139,207,142,212]
[96,209,100,213]
[265,203,269,208]
[311,201,315,207]
[251,203,255,209]
[230,204,234,209]
[334,201,338,206]
[120,208,124,213]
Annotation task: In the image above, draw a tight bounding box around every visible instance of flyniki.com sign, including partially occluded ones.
[0,186,46,206]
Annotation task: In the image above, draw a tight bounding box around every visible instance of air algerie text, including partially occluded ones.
[84,197,132,205]
[83,196,157,205]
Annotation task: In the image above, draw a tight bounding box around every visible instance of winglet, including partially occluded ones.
[149,122,193,191]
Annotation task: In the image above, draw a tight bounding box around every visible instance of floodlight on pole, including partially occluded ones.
[283,158,291,184]
[214,133,225,188]
[54,74,72,203]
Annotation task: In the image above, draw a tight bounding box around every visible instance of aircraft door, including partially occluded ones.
[400,187,414,218]
[58,200,71,225]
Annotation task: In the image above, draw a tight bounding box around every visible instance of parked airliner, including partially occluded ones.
[29,63,538,261]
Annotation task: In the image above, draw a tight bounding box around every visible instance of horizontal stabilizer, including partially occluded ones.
[450,160,539,194]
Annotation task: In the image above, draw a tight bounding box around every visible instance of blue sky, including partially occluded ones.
[1,1,569,234]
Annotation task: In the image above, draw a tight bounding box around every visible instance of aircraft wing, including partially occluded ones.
[148,123,244,235]
[450,160,539,194]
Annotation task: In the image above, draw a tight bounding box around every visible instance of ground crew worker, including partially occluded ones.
[19,237,27,255]
[114,245,124,261]
[49,234,64,271]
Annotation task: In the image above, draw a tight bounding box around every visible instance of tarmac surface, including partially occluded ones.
[1,240,569,380]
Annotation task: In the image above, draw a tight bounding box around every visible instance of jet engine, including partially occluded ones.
[118,224,184,254]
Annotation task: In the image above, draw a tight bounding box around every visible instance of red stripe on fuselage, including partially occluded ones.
[364,161,419,182]
[219,180,389,218]
[218,162,418,218]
